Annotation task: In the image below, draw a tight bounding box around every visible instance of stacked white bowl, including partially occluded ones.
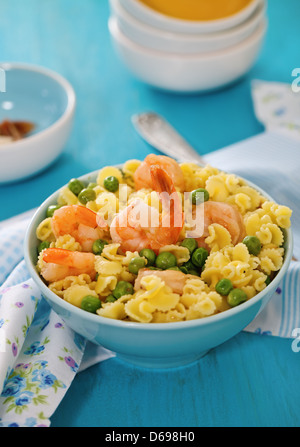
[108,0,267,93]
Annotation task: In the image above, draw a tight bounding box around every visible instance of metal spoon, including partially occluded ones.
[131,112,206,165]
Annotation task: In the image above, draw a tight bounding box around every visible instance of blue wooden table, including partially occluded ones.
[1,0,300,427]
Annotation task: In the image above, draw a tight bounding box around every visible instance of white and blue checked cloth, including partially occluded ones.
[0,80,300,427]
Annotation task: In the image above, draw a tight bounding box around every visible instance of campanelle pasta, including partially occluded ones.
[36,155,292,323]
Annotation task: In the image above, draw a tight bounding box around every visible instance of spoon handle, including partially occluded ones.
[132,112,206,165]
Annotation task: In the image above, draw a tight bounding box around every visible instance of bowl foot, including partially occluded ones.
[116,350,210,369]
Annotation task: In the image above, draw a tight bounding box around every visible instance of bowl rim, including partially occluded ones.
[120,0,261,32]
[0,62,76,154]
[111,0,265,42]
[109,15,267,60]
[24,164,294,333]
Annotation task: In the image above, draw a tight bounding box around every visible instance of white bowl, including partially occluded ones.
[110,0,266,54]
[109,16,267,93]
[119,0,260,34]
[0,63,76,184]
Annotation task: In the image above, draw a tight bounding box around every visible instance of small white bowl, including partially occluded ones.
[119,0,260,34]
[109,17,267,93]
[110,0,266,54]
[0,63,76,184]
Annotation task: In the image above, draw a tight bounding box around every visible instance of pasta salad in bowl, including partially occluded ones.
[24,154,293,368]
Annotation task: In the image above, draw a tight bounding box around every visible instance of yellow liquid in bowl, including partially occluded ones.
[137,0,253,21]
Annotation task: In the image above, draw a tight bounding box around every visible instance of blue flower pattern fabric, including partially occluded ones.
[0,262,86,427]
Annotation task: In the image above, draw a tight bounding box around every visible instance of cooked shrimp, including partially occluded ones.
[134,154,185,192]
[193,201,245,249]
[110,165,183,254]
[40,248,96,282]
[134,269,198,295]
[51,205,109,252]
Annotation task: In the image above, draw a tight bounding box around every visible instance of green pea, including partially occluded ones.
[155,252,177,270]
[104,176,119,192]
[190,188,210,205]
[46,205,61,218]
[38,240,50,253]
[227,289,247,307]
[113,281,134,299]
[81,295,102,313]
[92,239,108,255]
[68,178,85,196]
[242,235,262,256]
[191,247,208,268]
[215,278,234,296]
[139,248,156,266]
[129,257,146,275]
[105,295,117,303]
[78,188,96,205]
[167,266,181,271]
[180,260,198,275]
[180,238,198,254]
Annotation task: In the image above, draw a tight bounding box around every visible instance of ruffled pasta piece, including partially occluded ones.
[232,186,263,211]
[94,256,123,276]
[93,192,118,223]
[205,223,232,252]
[159,245,190,265]
[97,166,123,187]
[119,267,136,283]
[50,234,82,251]
[244,211,272,236]
[101,243,125,262]
[146,190,162,213]
[180,163,219,191]
[64,284,98,308]
[57,186,79,206]
[222,261,253,287]
[258,247,284,275]
[183,277,211,295]
[95,275,118,296]
[151,303,187,323]
[184,292,222,320]
[122,159,141,187]
[202,243,254,288]
[205,174,231,202]
[230,243,251,263]
[261,201,292,228]
[201,266,224,288]
[125,275,180,323]
[204,251,230,270]
[249,270,267,292]
[97,300,127,320]
[118,184,133,210]
[125,295,155,323]
[36,218,55,242]
[127,188,151,205]
[62,273,94,289]
[256,223,284,246]
[226,193,252,215]
[49,274,95,298]
[139,276,180,311]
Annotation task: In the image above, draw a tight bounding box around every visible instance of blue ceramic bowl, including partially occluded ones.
[0,63,76,183]
[24,169,293,369]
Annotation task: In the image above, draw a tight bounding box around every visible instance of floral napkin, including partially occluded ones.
[0,217,114,427]
[0,80,299,427]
